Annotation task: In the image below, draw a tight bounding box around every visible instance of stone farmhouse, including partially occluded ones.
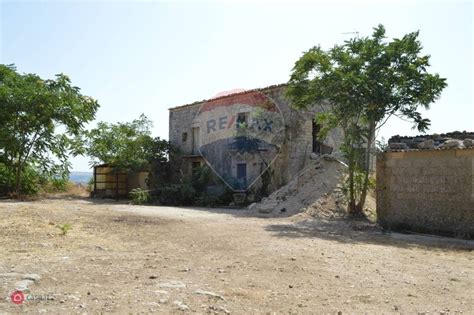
[168,84,343,195]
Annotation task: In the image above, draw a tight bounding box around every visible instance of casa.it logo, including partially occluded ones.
[10,290,25,305]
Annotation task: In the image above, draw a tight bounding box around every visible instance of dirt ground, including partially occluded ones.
[0,197,473,314]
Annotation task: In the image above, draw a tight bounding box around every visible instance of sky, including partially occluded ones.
[1,0,472,172]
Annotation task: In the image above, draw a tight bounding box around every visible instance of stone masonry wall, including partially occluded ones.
[168,85,344,192]
[376,148,474,238]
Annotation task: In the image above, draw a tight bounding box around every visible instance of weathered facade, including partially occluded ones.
[168,84,343,194]
[377,148,474,238]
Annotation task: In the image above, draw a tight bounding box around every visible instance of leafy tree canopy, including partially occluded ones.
[287,25,447,215]
[0,64,99,195]
[85,114,170,170]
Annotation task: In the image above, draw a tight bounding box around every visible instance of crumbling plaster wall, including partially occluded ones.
[168,85,344,190]
[376,148,474,238]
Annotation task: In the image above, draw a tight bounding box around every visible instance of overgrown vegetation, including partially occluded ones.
[150,165,233,207]
[129,188,150,205]
[84,114,158,170]
[0,64,99,197]
[287,24,446,216]
[0,163,72,196]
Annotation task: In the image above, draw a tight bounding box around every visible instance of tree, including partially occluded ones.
[287,25,447,215]
[0,64,99,196]
[85,114,159,169]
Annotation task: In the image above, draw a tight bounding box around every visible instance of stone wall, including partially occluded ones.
[376,148,474,238]
[168,84,344,192]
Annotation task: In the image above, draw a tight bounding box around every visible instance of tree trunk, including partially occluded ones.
[347,153,357,214]
[14,160,23,197]
[356,121,376,214]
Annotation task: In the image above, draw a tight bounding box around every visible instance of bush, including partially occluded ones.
[41,177,72,194]
[155,184,181,205]
[195,194,221,207]
[0,163,44,196]
[87,177,94,192]
[56,223,72,235]
[152,166,234,207]
[129,188,150,205]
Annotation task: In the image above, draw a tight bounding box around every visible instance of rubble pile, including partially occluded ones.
[248,155,347,216]
[388,131,474,151]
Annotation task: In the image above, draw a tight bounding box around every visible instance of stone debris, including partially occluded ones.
[159,280,186,289]
[12,273,42,291]
[15,279,34,291]
[23,273,41,282]
[463,138,473,148]
[209,305,231,314]
[172,300,189,311]
[388,132,474,151]
[440,139,462,148]
[194,289,225,300]
[249,155,346,216]
[417,139,434,149]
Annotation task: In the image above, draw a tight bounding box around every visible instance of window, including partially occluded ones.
[237,112,249,129]
[237,163,247,180]
[313,120,333,154]
[191,127,200,154]
[182,132,188,142]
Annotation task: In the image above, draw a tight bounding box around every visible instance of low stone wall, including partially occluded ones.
[376,148,474,238]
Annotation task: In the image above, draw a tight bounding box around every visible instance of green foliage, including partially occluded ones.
[0,163,69,196]
[376,137,389,153]
[0,163,40,195]
[129,188,150,205]
[87,177,95,192]
[41,177,71,194]
[340,168,375,203]
[195,194,221,207]
[146,137,175,188]
[152,166,230,207]
[0,64,99,196]
[287,25,447,215]
[85,114,159,170]
[56,223,72,236]
[50,178,70,192]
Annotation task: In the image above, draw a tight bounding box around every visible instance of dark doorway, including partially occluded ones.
[236,163,247,189]
[312,120,322,154]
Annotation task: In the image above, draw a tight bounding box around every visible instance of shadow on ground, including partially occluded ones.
[265,217,474,251]
[3,196,472,252]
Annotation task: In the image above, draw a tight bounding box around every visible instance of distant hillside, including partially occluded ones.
[69,171,93,184]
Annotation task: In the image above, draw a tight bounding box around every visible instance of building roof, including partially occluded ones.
[168,83,288,111]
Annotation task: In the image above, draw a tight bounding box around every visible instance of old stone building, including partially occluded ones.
[168,84,343,194]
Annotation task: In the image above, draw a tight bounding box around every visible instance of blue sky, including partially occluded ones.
[1,0,472,171]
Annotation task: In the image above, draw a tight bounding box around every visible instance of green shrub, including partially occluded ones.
[155,184,181,205]
[195,194,220,207]
[129,188,150,205]
[56,223,72,235]
[0,163,44,196]
[41,177,71,193]
[87,177,94,192]
[150,165,234,207]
